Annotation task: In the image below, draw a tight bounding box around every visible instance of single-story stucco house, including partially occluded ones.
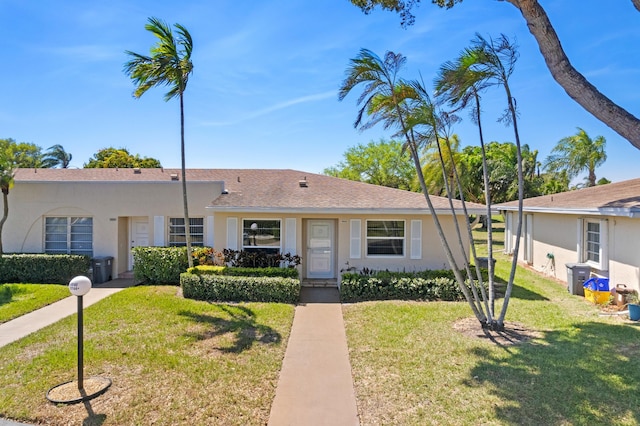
[5,168,484,286]
[496,178,640,295]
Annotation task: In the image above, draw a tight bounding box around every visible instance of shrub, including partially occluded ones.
[187,265,299,279]
[339,270,468,302]
[223,249,301,268]
[181,273,300,303]
[191,247,225,266]
[0,254,90,284]
[187,265,226,275]
[133,247,189,285]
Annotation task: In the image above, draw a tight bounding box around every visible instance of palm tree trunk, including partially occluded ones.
[180,93,193,268]
[0,188,8,255]
[505,0,640,149]
[497,87,525,328]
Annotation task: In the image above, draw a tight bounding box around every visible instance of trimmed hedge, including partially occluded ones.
[340,270,467,302]
[133,247,189,285]
[0,254,91,284]
[188,265,299,279]
[181,273,300,303]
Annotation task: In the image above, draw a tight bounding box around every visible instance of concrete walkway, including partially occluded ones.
[268,287,360,425]
[0,278,134,349]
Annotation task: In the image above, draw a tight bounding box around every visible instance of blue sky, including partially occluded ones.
[1,1,639,184]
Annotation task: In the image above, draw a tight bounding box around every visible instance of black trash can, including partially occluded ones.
[91,256,114,284]
[565,263,590,296]
[477,257,496,269]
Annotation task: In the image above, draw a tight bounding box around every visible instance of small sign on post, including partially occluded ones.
[46,276,111,404]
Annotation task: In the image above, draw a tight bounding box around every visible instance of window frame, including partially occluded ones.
[44,216,93,257]
[242,219,282,254]
[168,217,204,247]
[584,219,601,265]
[365,219,405,258]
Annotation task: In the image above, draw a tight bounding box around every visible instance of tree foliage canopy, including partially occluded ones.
[323,139,417,191]
[544,128,607,187]
[349,0,640,150]
[84,147,162,168]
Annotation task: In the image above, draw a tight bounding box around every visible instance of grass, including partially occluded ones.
[343,222,640,425]
[0,284,71,324]
[0,286,294,425]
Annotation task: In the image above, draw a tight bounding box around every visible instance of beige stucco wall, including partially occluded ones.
[211,211,469,283]
[6,179,471,282]
[5,180,223,277]
[507,211,640,294]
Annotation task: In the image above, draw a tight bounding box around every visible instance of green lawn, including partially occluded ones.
[0,286,294,425]
[0,284,71,324]
[343,223,640,425]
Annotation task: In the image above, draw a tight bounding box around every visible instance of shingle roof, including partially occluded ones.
[496,178,640,216]
[13,167,221,182]
[14,168,486,214]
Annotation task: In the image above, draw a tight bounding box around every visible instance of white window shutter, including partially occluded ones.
[284,218,296,255]
[410,219,422,259]
[576,218,584,262]
[599,219,609,270]
[153,216,165,246]
[350,219,361,259]
[227,217,238,250]
[206,216,214,247]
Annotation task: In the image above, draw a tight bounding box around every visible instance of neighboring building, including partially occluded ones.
[6,168,484,286]
[496,179,640,293]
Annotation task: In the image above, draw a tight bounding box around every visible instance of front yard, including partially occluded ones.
[344,237,640,425]
[1,221,639,425]
[0,286,294,425]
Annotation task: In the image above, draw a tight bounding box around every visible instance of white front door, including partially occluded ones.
[129,217,149,270]
[307,220,335,279]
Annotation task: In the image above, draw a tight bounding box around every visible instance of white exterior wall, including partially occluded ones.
[5,180,223,277]
[508,211,640,294]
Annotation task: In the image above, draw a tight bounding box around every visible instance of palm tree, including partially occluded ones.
[339,49,487,323]
[42,144,72,168]
[544,128,607,187]
[124,17,195,267]
[435,34,525,330]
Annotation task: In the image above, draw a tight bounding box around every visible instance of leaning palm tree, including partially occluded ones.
[42,144,72,168]
[124,17,195,267]
[457,33,525,328]
[339,49,487,323]
[544,127,607,187]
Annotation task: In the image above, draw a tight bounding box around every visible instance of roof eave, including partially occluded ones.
[206,206,490,215]
[497,206,640,218]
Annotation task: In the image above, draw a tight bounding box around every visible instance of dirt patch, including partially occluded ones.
[453,317,542,346]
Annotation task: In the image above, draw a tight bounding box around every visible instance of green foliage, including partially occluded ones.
[191,247,225,266]
[132,246,189,284]
[187,265,299,279]
[544,127,607,187]
[181,273,300,303]
[84,147,162,168]
[187,265,226,275]
[220,267,299,279]
[323,139,418,191]
[0,254,90,284]
[340,270,467,302]
[41,144,72,168]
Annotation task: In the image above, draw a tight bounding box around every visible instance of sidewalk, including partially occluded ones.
[0,278,134,349]
[268,287,360,425]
